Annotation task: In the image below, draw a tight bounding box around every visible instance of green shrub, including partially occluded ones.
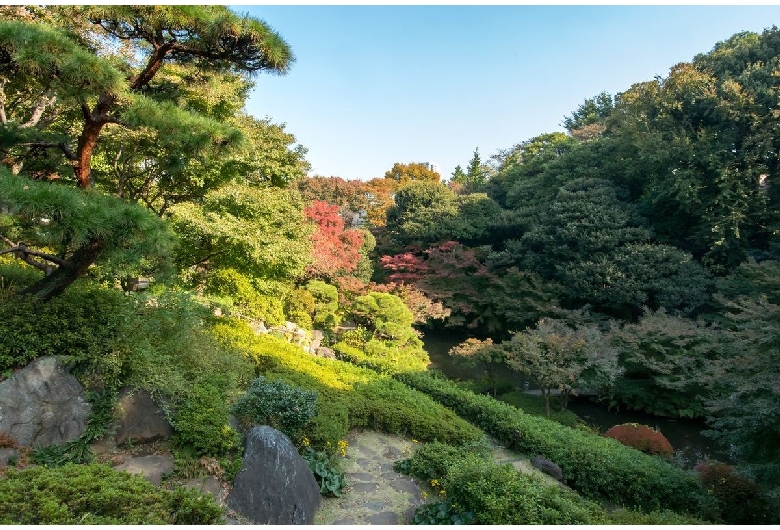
[0,464,223,524]
[351,291,420,347]
[305,280,341,331]
[0,280,133,372]
[395,371,714,518]
[205,268,285,325]
[232,376,318,439]
[339,326,371,349]
[696,461,772,524]
[171,382,240,457]
[285,288,315,329]
[401,442,607,524]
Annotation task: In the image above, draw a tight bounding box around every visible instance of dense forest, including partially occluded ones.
[0,5,778,525]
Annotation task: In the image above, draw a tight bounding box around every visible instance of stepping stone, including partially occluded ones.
[332,518,356,525]
[114,454,174,486]
[356,445,377,458]
[346,472,375,482]
[351,482,380,493]
[388,479,422,497]
[361,501,387,511]
[382,446,403,460]
[366,512,399,525]
[184,475,223,500]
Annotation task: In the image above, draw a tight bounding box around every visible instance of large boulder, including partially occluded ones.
[227,426,320,524]
[0,356,90,447]
[113,388,173,446]
[530,455,563,481]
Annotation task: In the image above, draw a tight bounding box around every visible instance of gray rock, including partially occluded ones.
[0,356,91,447]
[114,454,175,486]
[366,512,399,525]
[0,447,19,466]
[310,330,325,342]
[315,347,336,359]
[227,426,320,525]
[185,475,223,500]
[250,321,267,334]
[530,455,563,481]
[114,388,173,446]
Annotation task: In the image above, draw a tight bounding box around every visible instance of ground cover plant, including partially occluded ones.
[0,463,223,524]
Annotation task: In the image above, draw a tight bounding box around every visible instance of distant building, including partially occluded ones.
[422,161,440,174]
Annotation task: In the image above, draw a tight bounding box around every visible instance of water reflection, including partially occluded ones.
[420,328,732,467]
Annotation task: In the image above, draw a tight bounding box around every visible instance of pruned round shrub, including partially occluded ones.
[231,376,318,439]
[696,461,771,524]
[0,463,223,524]
[603,423,674,457]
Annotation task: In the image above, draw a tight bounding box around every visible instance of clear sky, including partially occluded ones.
[233,5,780,182]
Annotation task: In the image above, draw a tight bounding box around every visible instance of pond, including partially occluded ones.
[420,328,732,467]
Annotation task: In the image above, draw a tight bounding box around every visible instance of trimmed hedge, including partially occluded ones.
[401,441,707,525]
[333,341,429,374]
[211,319,482,450]
[395,371,715,517]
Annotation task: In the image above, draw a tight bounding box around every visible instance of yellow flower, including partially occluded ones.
[421,491,429,500]
[337,440,349,457]
[301,436,310,447]
[439,490,446,496]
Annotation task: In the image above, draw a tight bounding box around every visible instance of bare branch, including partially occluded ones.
[0,242,68,267]
[20,93,56,129]
[16,141,78,161]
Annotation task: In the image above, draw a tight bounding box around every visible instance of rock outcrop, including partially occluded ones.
[0,356,91,447]
[227,426,320,524]
[113,388,173,446]
[530,455,564,481]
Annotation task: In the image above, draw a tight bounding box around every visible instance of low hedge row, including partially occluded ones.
[211,320,482,450]
[400,441,706,525]
[395,371,715,518]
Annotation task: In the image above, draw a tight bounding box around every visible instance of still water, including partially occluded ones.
[420,328,732,466]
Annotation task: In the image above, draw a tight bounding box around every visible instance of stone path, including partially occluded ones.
[313,430,561,525]
[314,430,428,525]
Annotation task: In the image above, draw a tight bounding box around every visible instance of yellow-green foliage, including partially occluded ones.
[333,340,429,374]
[211,318,481,450]
[0,464,223,524]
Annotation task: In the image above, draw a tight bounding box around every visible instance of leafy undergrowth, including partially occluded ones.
[0,463,222,524]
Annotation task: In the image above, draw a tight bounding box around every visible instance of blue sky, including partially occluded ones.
[235,5,780,182]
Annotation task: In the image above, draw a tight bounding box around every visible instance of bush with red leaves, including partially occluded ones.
[603,423,674,457]
[694,461,771,524]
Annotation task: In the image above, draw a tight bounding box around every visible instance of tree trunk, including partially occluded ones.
[75,120,107,188]
[21,237,105,301]
[543,388,551,417]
